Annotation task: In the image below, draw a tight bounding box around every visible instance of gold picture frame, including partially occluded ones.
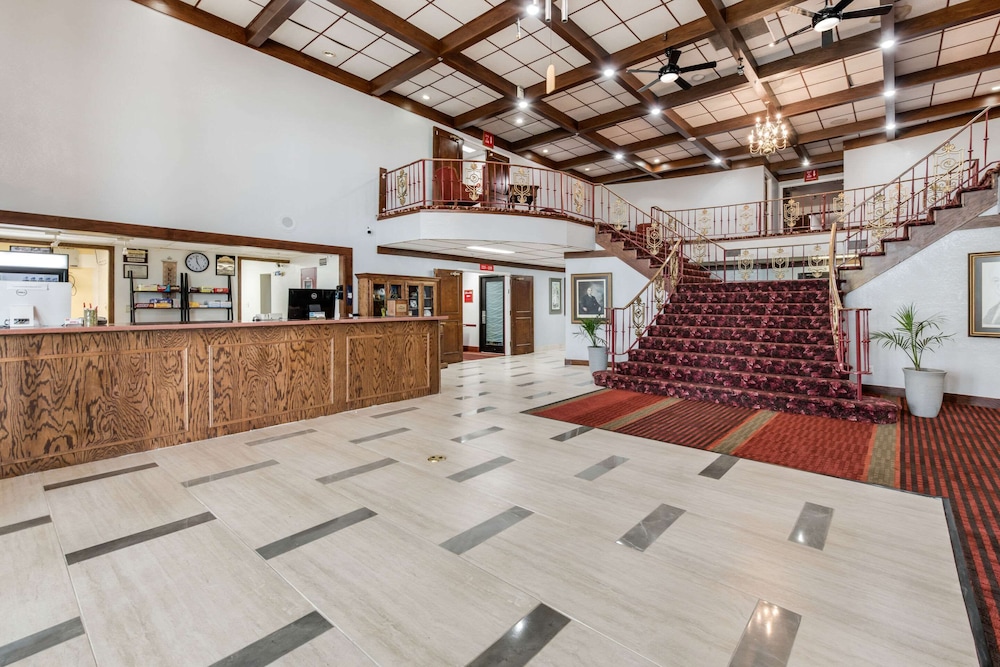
[969,250,1000,337]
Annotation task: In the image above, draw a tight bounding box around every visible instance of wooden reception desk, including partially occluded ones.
[0,318,442,477]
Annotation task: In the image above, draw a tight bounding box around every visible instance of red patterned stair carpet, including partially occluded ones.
[528,389,1000,663]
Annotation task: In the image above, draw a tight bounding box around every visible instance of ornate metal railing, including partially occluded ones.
[835,104,999,267]
[606,237,682,371]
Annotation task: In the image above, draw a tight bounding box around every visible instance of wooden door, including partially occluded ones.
[485,151,509,206]
[511,275,534,356]
[434,269,463,364]
[433,127,464,160]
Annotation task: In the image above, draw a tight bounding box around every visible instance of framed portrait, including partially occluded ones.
[216,255,236,276]
[571,273,611,324]
[549,277,563,315]
[123,264,148,279]
[969,251,1000,337]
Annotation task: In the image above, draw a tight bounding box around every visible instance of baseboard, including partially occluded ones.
[866,384,1000,409]
[463,346,480,352]
[565,359,588,366]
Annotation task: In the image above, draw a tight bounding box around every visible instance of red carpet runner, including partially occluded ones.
[528,389,1000,663]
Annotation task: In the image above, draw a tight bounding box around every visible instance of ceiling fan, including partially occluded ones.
[627,49,717,92]
[774,0,892,49]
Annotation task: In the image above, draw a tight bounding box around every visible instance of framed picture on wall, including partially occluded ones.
[549,278,563,315]
[969,251,1000,337]
[571,273,611,324]
[123,264,148,279]
[216,255,236,276]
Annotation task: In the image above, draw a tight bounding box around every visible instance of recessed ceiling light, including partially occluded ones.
[691,74,705,81]
[650,106,661,115]
[713,157,723,165]
[468,245,514,254]
[515,117,524,124]
[886,122,897,130]
[992,85,1000,91]
[769,41,776,48]
[422,94,430,100]
[517,99,528,109]
[884,89,896,97]
[323,51,336,58]
[584,167,590,171]
[614,153,624,160]
[880,39,896,50]
[542,148,548,153]
[603,68,615,78]
[462,145,476,154]
[526,1,539,16]
[802,158,810,166]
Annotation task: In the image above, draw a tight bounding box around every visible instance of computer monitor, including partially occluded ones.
[1,282,72,328]
[287,288,337,321]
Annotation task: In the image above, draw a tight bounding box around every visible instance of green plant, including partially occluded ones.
[870,303,954,370]
[575,316,607,347]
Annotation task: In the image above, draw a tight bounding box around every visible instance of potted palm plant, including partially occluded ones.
[871,303,954,418]
[576,316,608,373]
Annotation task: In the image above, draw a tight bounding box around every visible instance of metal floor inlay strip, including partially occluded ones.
[466,604,571,667]
[575,380,597,386]
[454,407,497,418]
[256,508,377,560]
[182,460,279,488]
[617,504,685,552]
[455,393,490,400]
[526,391,554,400]
[511,372,532,377]
[349,427,409,444]
[371,406,419,419]
[788,502,834,551]
[517,381,537,387]
[43,462,159,491]
[729,600,802,667]
[65,512,216,565]
[209,611,332,666]
[447,456,515,483]
[439,506,533,555]
[575,454,627,480]
[245,429,317,446]
[316,458,397,485]
[452,426,503,443]
[699,454,739,479]
[0,617,85,665]
[0,515,52,537]
[552,426,595,442]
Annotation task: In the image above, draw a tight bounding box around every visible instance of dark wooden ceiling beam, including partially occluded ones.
[455,99,512,129]
[246,0,306,47]
[846,113,980,151]
[768,151,844,171]
[370,53,437,96]
[320,0,439,54]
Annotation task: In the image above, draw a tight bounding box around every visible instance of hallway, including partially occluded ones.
[0,352,979,665]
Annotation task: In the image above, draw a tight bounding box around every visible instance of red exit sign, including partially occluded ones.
[464,290,474,303]
[803,169,819,182]
[479,263,494,271]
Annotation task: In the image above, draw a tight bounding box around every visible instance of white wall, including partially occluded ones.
[845,227,1000,399]
[607,166,767,214]
[563,256,649,362]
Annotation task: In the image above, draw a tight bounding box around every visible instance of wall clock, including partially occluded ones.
[185,251,210,272]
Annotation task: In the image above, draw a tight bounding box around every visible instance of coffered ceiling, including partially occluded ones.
[138,0,1000,183]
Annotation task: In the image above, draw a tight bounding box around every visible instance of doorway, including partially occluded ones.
[435,268,463,364]
[479,275,505,354]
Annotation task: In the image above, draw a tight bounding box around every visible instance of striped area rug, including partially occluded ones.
[528,388,1000,664]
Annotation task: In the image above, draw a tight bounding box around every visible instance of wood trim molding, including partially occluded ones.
[377,246,565,273]
[0,209,354,257]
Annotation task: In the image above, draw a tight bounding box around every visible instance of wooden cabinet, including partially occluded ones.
[357,273,439,318]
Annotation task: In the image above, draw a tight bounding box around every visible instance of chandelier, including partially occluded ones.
[748,105,789,155]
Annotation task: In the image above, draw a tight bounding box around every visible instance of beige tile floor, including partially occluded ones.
[0,350,981,666]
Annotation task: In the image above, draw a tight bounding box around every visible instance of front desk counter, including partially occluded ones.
[0,318,443,477]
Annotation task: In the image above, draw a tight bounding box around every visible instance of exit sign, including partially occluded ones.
[464,290,473,303]
[479,263,494,271]
[803,169,819,182]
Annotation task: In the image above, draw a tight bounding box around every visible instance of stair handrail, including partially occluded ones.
[606,236,684,371]
[834,104,998,271]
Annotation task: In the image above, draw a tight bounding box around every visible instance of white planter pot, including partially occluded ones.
[903,367,946,418]
[587,346,608,374]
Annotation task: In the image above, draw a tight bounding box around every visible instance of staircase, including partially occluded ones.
[841,168,999,290]
[595,279,899,423]
[595,224,715,283]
